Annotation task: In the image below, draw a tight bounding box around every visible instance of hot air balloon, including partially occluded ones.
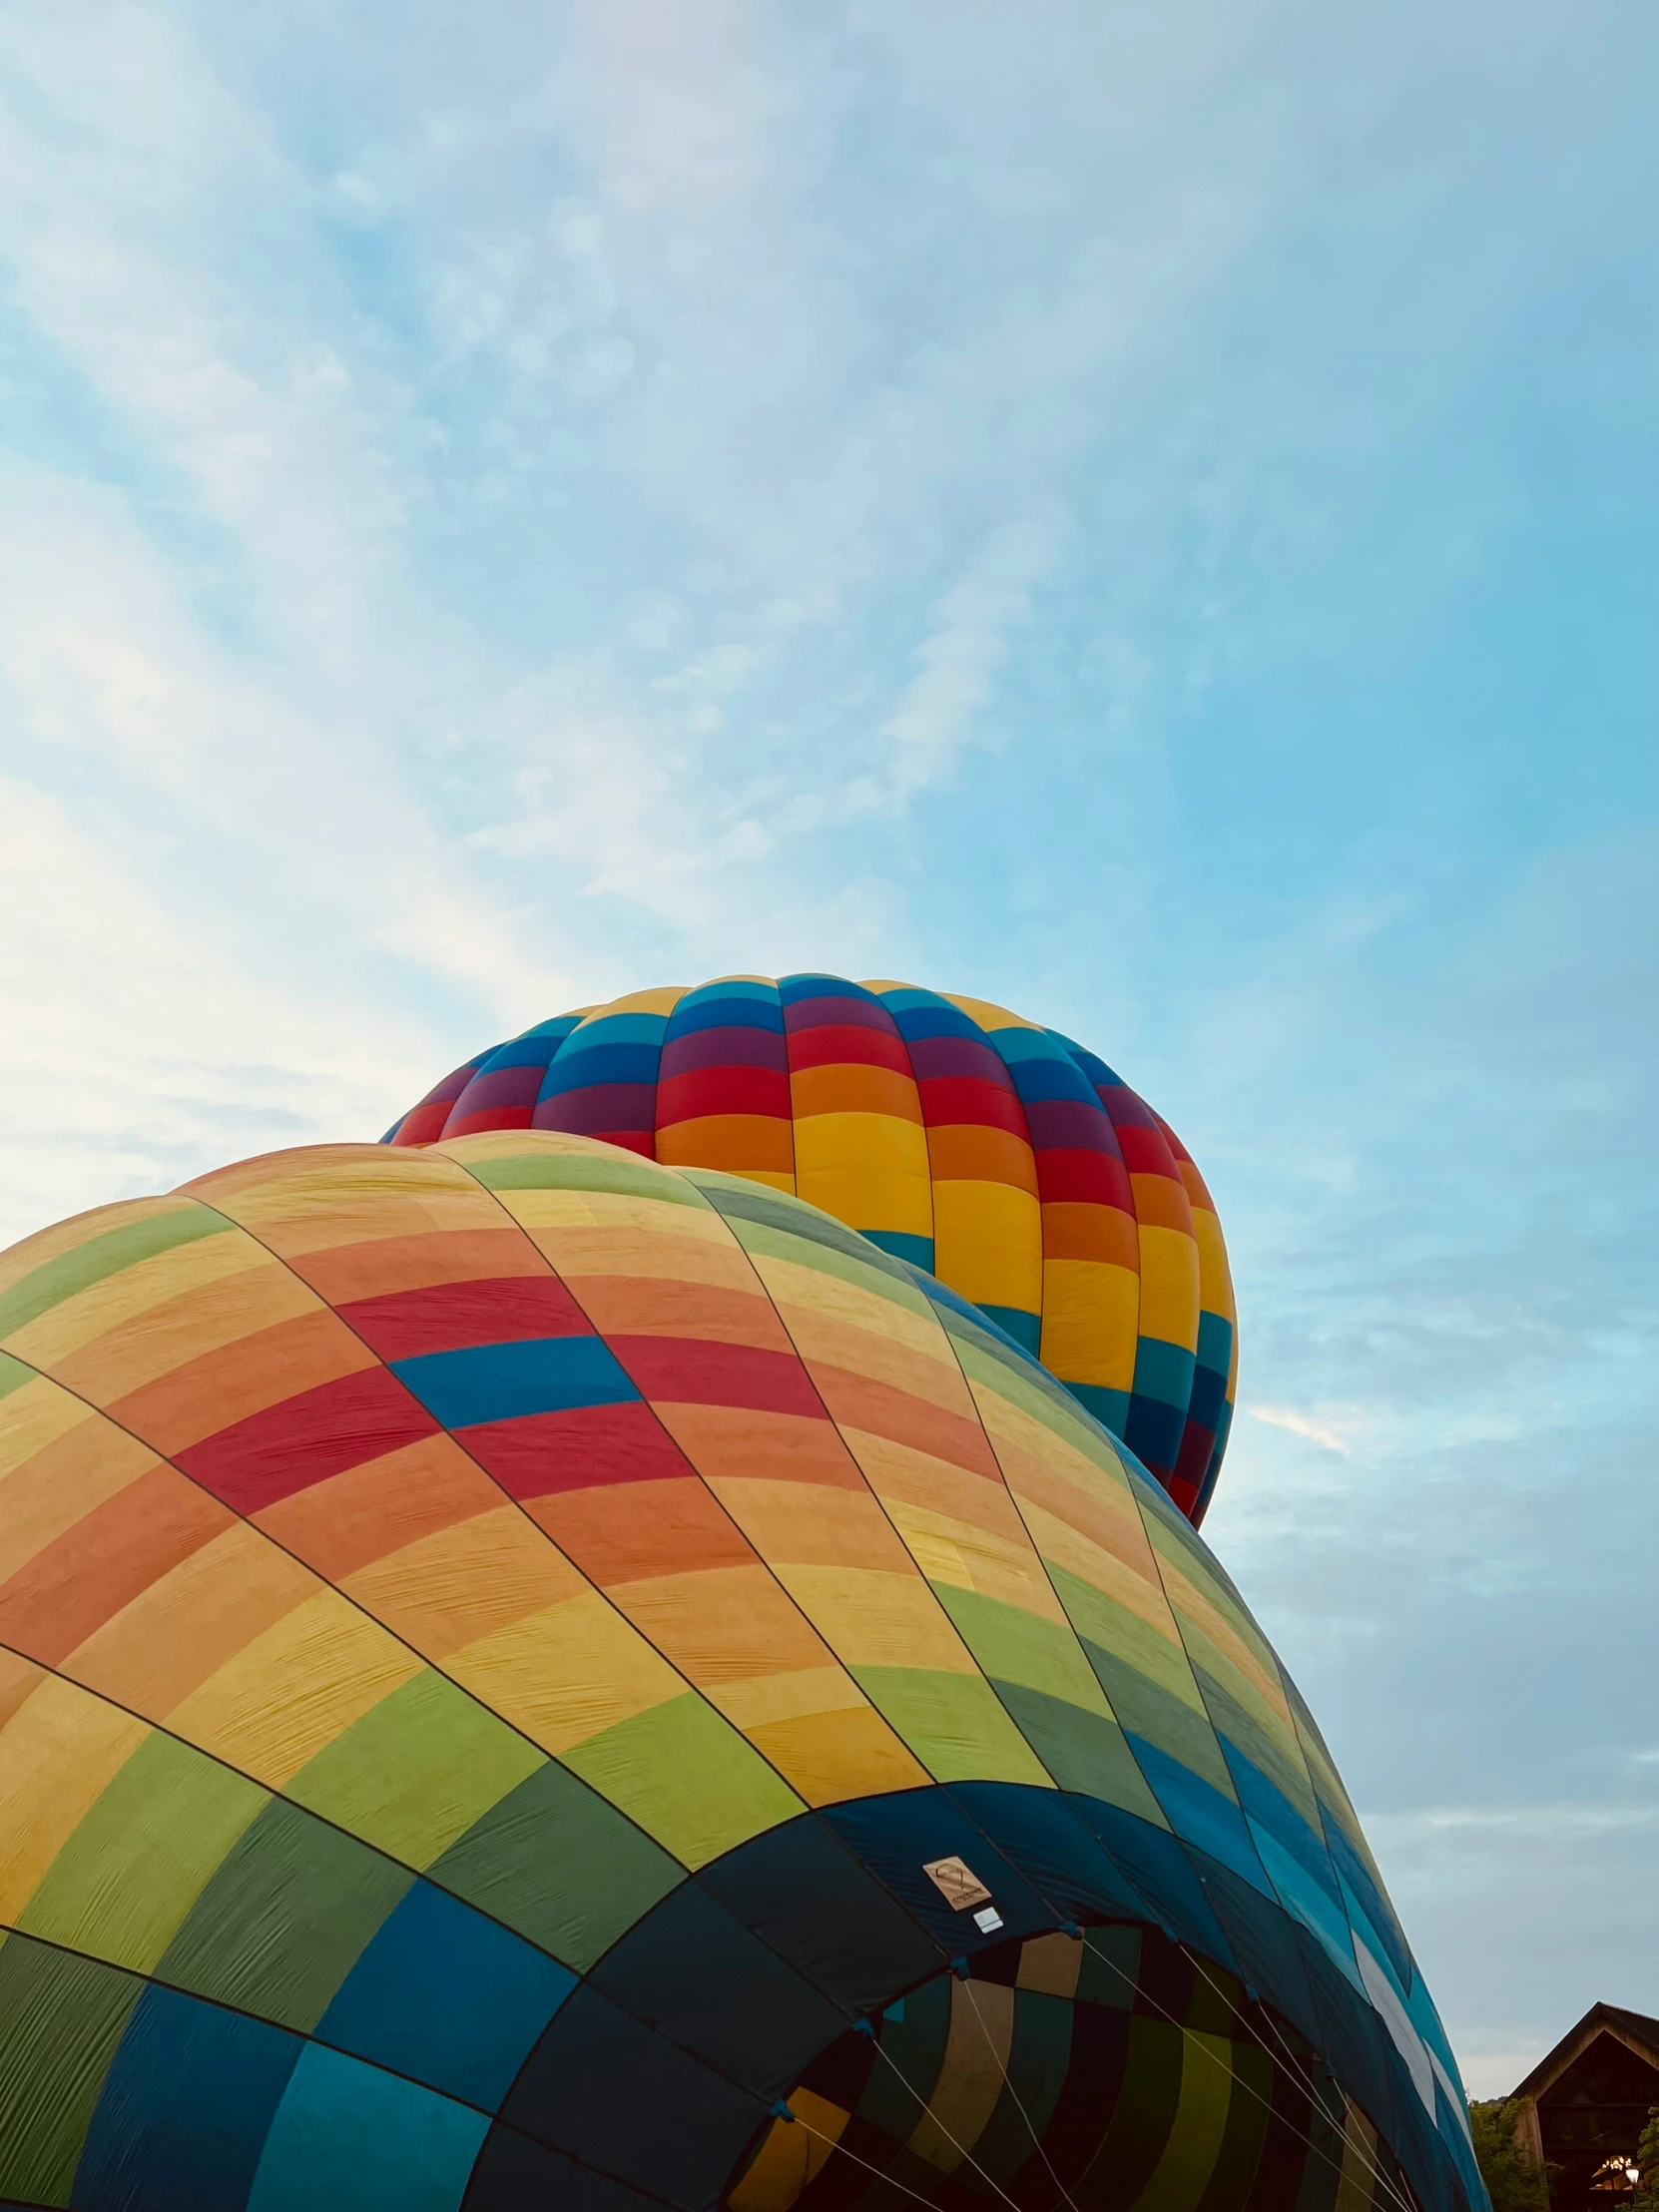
[0,1131,1481,2212]
[385,976,1237,1526]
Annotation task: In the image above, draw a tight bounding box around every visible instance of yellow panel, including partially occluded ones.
[728,2086,849,2212]
[1190,1205,1236,1328]
[67,1519,316,1719]
[1038,1260,1139,1389]
[752,1253,940,1358]
[574,986,689,1025]
[168,1588,423,1785]
[794,1107,931,1178]
[50,1254,317,1403]
[939,992,1045,1034]
[0,1416,158,1587]
[343,1504,588,1661]
[1136,1224,1201,1349]
[0,1674,149,1921]
[775,1565,982,1674]
[0,1372,103,1478]
[5,1226,259,1371]
[444,1589,686,1755]
[745,1705,931,1807]
[767,1299,966,1415]
[794,1166,932,1241]
[503,1188,730,1245]
[876,1491,1070,1625]
[931,1179,1042,1311]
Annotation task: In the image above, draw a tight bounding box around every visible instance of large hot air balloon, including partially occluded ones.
[385,976,1237,1526]
[0,1131,1481,2212]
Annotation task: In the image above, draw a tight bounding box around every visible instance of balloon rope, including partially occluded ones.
[1076,1934,1418,2212]
[954,1971,1086,2212]
[788,2113,950,2211]
[863,2027,1033,2212]
[1176,1946,1421,2212]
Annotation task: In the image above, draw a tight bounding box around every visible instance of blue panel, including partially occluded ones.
[246,2043,487,2212]
[860,1229,934,1272]
[1121,1736,1274,1899]
[673,977,781,1010]
[391,1336,638,1428]
[558,1015,671,1049]
[1125,1393,1185,1473]
[821,1787,1053,1956]
[317,1880,576,2109]
[977,1304,1042,1358]
[536,1042,663,1097]
[77,1984,301,2212]
[666,988,784,1036]
[1063,1381,1131,1437]
[1067,1801,1239,1971]
[1195,1310,1234,1372]
[984,1027,1073,1066]
[882,996,982,1042]
[1130,1337,1198,1410]
[780,972,876,1004]
[1219,1738,1343,1908]
[1053,1038,1121,1089]
[476,1036,562,1073]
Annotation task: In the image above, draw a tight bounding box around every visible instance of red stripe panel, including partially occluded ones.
[177,1369,439,1514]
[389,1101,455,1147]
[460,1401,692,1498]
[656,1066,792,1124]
[1111,1121,1182,1177]
[337,1277,591,1362]
[0,1464,231,1667]
[914,1077,1028,1136]
[609,1335,828,1419]
[785,1023,912,1076]
[1035,1149,1133,1208]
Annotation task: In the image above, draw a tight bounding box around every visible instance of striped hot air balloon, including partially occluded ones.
[387,977,1237,1525]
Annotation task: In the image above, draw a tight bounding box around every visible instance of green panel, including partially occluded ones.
[0,1205,229,1342]
[1129,2021,1234,2211]
[849,1666,1055,1789]
[1079,2013,1185,2205]
[987,1679,1167,1820]
[0,1349,33,1399]
[561,1692,803,1869]
[19,1732,267,1974]
[949,1334,1124,1476]
[706,1205,935,1320]
[931,1585,1113,1709]
[284,1668,544,1866]
[0,1932,142,2206]
[1043,1567,1210,1715]
[468,1152,706,1207]
[431,1757,683,1969]
[1190,1663,1321,1832]
[1193,2038,1274,2212]
[157,1797,412,2031]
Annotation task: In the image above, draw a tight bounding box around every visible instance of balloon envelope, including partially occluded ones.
[0,1133,1480,2212]
[387,976,1237,1525]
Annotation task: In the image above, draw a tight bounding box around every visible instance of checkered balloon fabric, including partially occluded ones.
[0,1133,1482,2212]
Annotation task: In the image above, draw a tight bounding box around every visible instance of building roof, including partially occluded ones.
[1511,2003,1659,2103]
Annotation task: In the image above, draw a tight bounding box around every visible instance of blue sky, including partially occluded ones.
[1,0,1653,2094]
